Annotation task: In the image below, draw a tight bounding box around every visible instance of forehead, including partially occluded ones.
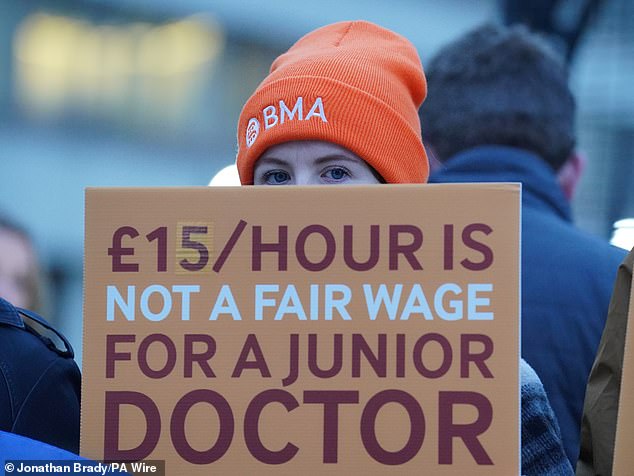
[257,140,364,166]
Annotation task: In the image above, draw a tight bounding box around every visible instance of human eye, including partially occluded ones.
[322,166,351,183]
[262,169,291,185]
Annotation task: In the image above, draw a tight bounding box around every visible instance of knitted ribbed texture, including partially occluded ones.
[520,360,574,476]
[236,20,428,184]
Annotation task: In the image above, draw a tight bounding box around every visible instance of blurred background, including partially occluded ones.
[1,0,633,366]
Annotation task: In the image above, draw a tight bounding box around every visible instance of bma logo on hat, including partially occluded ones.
[246,118,260,148]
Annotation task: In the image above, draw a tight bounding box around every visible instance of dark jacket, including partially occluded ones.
[0,297,81,453]
[577,249,634,475]
[430,146,626,464]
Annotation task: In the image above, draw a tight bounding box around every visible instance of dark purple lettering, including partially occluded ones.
[396,334,406,378]
[213,219,247,273]
[184,334,216,378]
[170,390,234,464]
[146,226,167,272]
[460,334,494,378]
[232,334,271,378]
[461,224,493,271]
[179,226,209,272]
[104,391,160,460]
[304,390,359,463]
[252,225,288,271]
[137,334,177,379]
[343,225,380,271]
[244,389,299,464]
[308,333,342,378]
[108,226,139,272]
[438,391,493,465]
[361,390,425,465]
[352,333,386,377]
[444,224,454,270]
[296,225,336,272]
[389,225,423,271]
[105,334,135,378]
[282,334,299,386]
[413,333,452,378]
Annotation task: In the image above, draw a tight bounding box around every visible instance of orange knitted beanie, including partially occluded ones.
[236,20,428,184]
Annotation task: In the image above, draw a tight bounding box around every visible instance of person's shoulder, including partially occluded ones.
[564,225,627,265]
[0,297,75,360]
[520,358,555,401]
[529,210,627,266]
[0,297,78,394]
[520,359,574,475]
[0,298,81,451]
[520,358,545,390]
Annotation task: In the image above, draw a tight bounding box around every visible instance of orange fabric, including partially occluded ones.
[236,20,428,184]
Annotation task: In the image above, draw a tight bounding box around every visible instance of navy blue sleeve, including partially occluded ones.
[10,356,81,453]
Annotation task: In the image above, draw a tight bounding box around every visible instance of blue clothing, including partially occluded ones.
[521,360,573,475]
[430,146,626,464]
[1,431,131,475]
[0,298,81,453]
[0,430,84,460]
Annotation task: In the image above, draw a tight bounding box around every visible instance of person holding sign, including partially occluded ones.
[234,19,571,475]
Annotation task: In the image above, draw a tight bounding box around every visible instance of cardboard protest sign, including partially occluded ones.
[82,184,520,474]
[612,270,634,475]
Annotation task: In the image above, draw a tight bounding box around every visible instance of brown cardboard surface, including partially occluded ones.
[82,184,520,474]
[612,273,634,475]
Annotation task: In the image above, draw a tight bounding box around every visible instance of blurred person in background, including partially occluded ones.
[420,24,627,465]
[0,215,46,313]
[236,19,572,475]
[0,215,81,453]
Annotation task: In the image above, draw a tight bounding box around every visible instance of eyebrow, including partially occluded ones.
[256,157,290,166]
[257,154,360,166]
[314,155,360,165]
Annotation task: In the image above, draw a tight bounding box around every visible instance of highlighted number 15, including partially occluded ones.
[177,223,213,273]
